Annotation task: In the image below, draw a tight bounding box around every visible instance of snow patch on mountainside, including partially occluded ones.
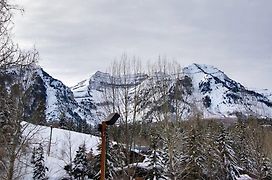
[33,68,81,123]
[257,89,272,102]
[37,69,59,121]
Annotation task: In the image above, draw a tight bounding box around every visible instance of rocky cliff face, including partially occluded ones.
[0,65,81,124]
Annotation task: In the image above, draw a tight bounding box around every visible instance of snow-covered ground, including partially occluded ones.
[22,122,100,179]
[20,122,254,180]
[237,174,252,180]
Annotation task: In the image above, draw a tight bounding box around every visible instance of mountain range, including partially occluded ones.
[2,63,272,125]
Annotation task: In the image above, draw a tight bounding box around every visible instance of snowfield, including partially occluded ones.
[22,122,100,179]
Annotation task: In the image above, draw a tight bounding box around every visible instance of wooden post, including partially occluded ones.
[100,122,107,180]
[99,113,120,180]
[48,125,53,156]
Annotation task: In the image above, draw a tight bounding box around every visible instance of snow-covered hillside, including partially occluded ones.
[22,122,100,179]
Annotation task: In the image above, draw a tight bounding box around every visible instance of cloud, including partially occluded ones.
[13,0,272,89]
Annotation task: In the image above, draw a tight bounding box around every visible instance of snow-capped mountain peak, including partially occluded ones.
[3,63,272,126]
[69,64,272,123]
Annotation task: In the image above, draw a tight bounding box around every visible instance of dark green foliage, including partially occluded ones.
[204,122,221,179]
[31,144,48,180]
[144,133,166,180]
[71,144,89,180]
[144,150,166,180]
[59,112,66,129]
[89,141,123,180]
[88,151,100,180]
[64,144,90,180]
[180,127,206,180]
[232,121,252,172]
[215,125,240,180]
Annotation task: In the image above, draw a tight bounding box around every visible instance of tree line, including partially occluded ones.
[31,117,271,180]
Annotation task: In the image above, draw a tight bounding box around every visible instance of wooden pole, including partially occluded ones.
[48,125,53,156]
[100,122,107,180]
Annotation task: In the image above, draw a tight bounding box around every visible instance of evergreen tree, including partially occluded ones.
[71,144,89,180]
[247,120,272,179]
[144,150,166,180]
[204,121,221,179]
[180,127,206,180]
[31,144,48,180]
[144,133,166,180]
[84,148,96,179]
[159,123,182,179]
[90,141,120,180]
[160,145,180,179]
[260,156,272,180]
[89,148,100,180]
[59,112,66,129]
[232,121,253,173]
[215,125,240,180]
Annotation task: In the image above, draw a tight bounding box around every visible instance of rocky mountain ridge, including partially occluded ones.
[1,63,272,125]
[72,63,272,123]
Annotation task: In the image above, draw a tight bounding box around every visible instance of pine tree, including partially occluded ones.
[144,150,166,180]
[144,133,166,180]
[232,121,253,173]
[90,141,120,180]
[31,144,48,180]
[247,120,272,179]
[160,123,182,179]
[59,112,66,129]
[260,156,272,180]
[89,149,100,180]
[215,125,240,180]
[161,145,179,179]
[180,127,206,180]
[71,144,89,180]
[204,122,221,179]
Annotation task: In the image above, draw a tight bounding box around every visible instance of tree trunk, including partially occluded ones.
[7,148,16,180]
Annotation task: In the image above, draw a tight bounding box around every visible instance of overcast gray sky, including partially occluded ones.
[13,0,272,89]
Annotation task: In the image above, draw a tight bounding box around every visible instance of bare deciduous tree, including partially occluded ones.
[0,0,40,179]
